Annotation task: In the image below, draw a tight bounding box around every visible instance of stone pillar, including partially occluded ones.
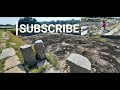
[34,40,46,60]
[20,45,37,66]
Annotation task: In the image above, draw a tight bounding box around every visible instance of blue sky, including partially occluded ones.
[0,17,81,25]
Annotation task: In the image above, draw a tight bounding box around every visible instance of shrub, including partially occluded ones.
[0,59,6,72]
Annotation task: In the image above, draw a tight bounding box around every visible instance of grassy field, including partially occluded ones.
[0,30,4,42]
[0,29,26,62]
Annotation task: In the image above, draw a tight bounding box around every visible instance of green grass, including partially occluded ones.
[79,46,86,54]
[99,38,107,42]
[90,35,101,39]
[6,31,26,63]
[7,31,25,46]
[0,58,6,72]
[31,65,48,73]
[46,53,59,69]
[0,30,4,42]
[90,35,107,42]
[0,30,5,53]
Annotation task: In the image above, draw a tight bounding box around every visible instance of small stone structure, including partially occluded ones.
[66,53,91,73]
[20,45,37,66]
[20,40,46,67]
[34,40,46,60]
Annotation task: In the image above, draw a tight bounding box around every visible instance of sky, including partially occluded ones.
[0,17,81,25]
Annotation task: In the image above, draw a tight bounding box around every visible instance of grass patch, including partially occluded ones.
[90,35,101,39]
[46,53,59,69]
[0,30,4,42]
[9,29,16,35]
[0,30,5,52]
[79,46,86,54]
[90,35,107,42]
[7,31,25,46]
[6,31,26,63]
[31,65,48,73]
[99,38,107,42]
[0,58,6,72]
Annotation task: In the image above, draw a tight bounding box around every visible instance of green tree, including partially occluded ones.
[18,17,38,27]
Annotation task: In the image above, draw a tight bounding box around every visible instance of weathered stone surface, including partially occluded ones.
[90,68,96,73]
[37,60,45,67]
[34,40,46,60]
[44,60,51,66]
[4,64,26,73]
[66,53,91,73]
[4,55,21,70]
[112,55,120,64]
[44,67,61,73]
[20,45,37,66]
[0,47,16,60]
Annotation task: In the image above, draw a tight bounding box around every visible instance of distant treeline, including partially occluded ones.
[18,17,80,27]
[40,19,80,24]
[0,24,15,29]
[81,17,114,22]
[0,24,13,26]
[0,17,81,28]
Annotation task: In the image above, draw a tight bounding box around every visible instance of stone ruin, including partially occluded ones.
[34,40,46,60]
[20,40,92,73]
[66,53,91,73]
[20,45,37,66]
[20,40,46,67]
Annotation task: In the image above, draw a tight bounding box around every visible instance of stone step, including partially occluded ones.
[0,47,16,60]
[4,64,26,73]
[4,55,21,71]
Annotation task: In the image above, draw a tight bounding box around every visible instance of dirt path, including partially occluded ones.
[104,27,120,35]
